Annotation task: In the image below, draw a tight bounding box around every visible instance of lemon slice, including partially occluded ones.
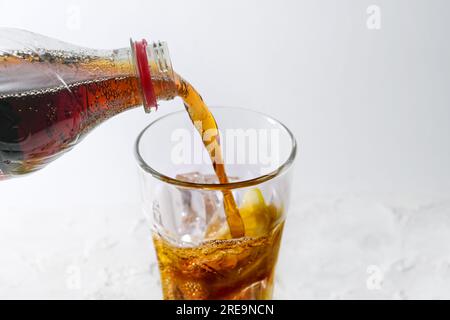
[205,188,281,239]
[239,188,273,237]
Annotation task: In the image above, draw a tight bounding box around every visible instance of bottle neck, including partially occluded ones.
[130,39,177,113]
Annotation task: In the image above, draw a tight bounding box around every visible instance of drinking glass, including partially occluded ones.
[135,107,297,300]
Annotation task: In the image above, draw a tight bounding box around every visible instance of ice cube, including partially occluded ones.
[175,172,230,242]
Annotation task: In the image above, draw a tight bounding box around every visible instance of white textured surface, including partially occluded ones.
[1,194,450,299]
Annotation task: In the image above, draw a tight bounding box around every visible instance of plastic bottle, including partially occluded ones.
[0,28,176,179]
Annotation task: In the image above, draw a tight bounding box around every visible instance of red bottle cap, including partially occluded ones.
[134,39,157,112]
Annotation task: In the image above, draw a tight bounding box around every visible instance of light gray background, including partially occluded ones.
[0,0,449,299]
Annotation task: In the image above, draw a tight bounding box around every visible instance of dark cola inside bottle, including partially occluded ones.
[0,28,178,179]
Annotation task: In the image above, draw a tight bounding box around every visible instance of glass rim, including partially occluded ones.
[134,106,297,190]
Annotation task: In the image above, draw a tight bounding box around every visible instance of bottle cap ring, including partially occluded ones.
[133,39,157,112]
